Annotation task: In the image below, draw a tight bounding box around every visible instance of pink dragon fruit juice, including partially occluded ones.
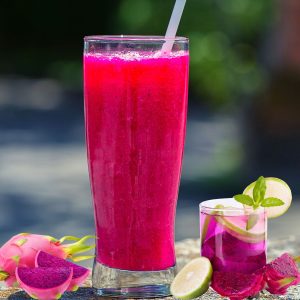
[84,36,189,272]
[200,198,267,274]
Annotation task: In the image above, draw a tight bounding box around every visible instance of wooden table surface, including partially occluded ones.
[1,238,300,299]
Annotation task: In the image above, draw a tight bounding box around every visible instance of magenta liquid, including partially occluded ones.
[84,51,189,271]
[200,210,267,274]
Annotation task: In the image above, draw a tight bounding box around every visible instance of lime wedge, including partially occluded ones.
[170,257,212,300]
[201,204,225,243]
[243,177,292,218]
[214,213,265,243]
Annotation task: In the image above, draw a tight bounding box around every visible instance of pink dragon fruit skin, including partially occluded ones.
[1,234,65,268]
[0,243,27,287]
[265,275,300,294]
[265,253,299,279]
[0,233,95,287]
[35,251,90,291]
[264,253,300,295]
[16,267,73,300]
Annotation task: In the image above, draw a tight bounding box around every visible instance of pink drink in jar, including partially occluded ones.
[200,198,267,274]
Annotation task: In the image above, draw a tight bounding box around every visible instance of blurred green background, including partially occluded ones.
[1,0,273,106]
[1,0,300,244]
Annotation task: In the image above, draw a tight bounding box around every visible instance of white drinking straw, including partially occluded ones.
[162,0,187,53]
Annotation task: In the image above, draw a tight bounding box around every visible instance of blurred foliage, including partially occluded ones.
[117,0,275,106]
[0,0,274,106]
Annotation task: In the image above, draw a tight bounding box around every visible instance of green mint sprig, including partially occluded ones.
[234,176,284,209]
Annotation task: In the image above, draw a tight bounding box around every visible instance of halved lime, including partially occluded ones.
[243,177,292,218]
[170,257,212,300]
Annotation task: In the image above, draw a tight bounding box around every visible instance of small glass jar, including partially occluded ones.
[200,198,267,274]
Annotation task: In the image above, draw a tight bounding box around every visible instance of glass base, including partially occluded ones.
[92,260,176,298]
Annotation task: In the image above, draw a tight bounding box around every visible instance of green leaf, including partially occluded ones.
[71,255,95,262]
[253,176,266,204]
[246,213,259,230]
[16,238,27,247]
[234,194,254,206]
[0,271,9,281]
[12,255,20,264]
[261,197,284,207]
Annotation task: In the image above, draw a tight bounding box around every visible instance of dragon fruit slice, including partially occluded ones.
[16,267,73,300]
[265,253,299,279]
[264,253,300,295]
[266,276,297,295]
[0,233,95,287]
[36,251,90,291]
[212,270,265,300]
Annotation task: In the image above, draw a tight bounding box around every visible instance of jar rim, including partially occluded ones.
[199,198,265,215]
[84,35,189,42]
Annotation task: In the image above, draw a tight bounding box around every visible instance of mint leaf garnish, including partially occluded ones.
[233,195,260,230]
[253,176,266,205]
[261,197,284,207]
[234,194,254,206]
[233,176,286,230]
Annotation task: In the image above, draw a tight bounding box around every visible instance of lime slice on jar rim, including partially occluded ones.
[243,177,292,219]
[170,257,213,300]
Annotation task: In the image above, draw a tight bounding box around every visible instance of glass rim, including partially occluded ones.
[84,35,189,42]
[199,198,265,214]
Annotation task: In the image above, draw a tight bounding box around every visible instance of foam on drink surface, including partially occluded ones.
[84,50,188,61]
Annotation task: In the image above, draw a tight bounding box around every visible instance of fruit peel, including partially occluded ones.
[0,233,95,287]
[264,253,300,294]
[16,267,73,300]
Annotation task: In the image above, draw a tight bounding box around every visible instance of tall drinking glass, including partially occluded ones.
[83,36,189,297]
